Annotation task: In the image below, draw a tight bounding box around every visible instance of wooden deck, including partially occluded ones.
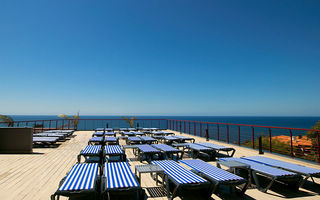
[0,130,319,200]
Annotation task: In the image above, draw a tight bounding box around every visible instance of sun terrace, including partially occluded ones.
[0,118,319,200]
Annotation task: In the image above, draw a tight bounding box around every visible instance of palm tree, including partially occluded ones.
[121,116,136,128]
[58,112,80,130]
[0,115,14,127]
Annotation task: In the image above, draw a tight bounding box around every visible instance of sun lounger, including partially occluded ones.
[127,136,143,145]
[93,132,104,137]
[162,136,180,144]
[122,131,136,137]
[128,128,137,131]
[133,131,145,136]
[95,128,105,131]
[33,137,59,145]
[151,144,183,160]
[104,145,126,162]
[186,143,217,160]
[102,162,145,199]
[105,132,116,136]
[173,135,195,143]
[88,137,103,145]
[77,145,102,163]
[104,136,119,145]
[180,159,248,194]
[51,163,99,200]
[243,156,320,186]
[136,144,162,163]
[140,136,158,144]
[197,143,235,157]
[33,133,66,140]
[219,157,302,192]
[152,160,213,199]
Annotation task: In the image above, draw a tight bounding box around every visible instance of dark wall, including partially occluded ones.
[0,128,33,153]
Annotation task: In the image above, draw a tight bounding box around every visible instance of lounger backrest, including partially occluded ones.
[180,159,243,181]
[243,156,320,175]
[188,143,212,151]
[90,137,103,141]
[197,143,230,150]
[220,158,296,177]
[105,162,139,189]
[152,160,208,184]
[140,136,156,141]
[136,144,160,152]
[152,144,180,152]
[128,136,141,141]
[81,145,101,154]
[59,163,98,191]
[104,145,123,154]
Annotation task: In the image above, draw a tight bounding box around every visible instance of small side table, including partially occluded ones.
[217,160,251,186]
[135,164,165,185]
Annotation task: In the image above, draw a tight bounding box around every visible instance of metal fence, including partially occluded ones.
[2,118,320,164]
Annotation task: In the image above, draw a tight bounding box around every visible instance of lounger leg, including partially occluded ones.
[50,194,56,200]
[252,171,274,193]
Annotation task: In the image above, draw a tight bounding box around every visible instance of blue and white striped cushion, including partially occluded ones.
[188,143,212,151]
[128,136,142,141]
[137,145,160,153]
[105,162,139,189]
[220,158,296,177]
[140,136,156,141]
[93,132,104,136]
[163,136,178,141]
[81,145,101,155]
[152,160,208,184]
[104,137,117,142]
[152,144,180,152]
[180,159,243,182]
[105,132,115,136]
[89,137,103,142]
[105,145,123,155]
[243,156,320,175]
[59,163,98,191]
[197,143,231,150]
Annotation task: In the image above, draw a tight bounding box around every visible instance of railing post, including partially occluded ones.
[42,120,44,132]
[290,130,294,158]
[227,125,229,144]
[217,124,220,141]
[200,123,202,137]
[17,122,20,127]
[238,126,241,146]
[207,123,209,140]
[180,121,182,134]
[269,128,272,153]
[151,120,153,128]
[158,120,160,129]
[49,120,51,130]
[56,120,58,130]
[189,122,191,134]
[184,121,186,133]
[317,131,320,164]
[206,128,209,141]
[194,122,196,136]
[252,127,255,149]
[176,120,178,131]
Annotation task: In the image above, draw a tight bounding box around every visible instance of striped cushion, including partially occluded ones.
[140,136,156,141]
[220,158,296,177]
[89,137,103,142]
[93,132,104,136]
[197,143,231,150]
[174,135,192,139]
[104,137,117,142]
[105,145,123,155]
[33,137,59,142]
[105,162,139,189]
[105,132,115,136]
[180,159,243,182]
[128,136,142,141]
[136,145,160,153]
[81,145,101,155]
[243,156,320,175]
[188,143,212,151]
[59,163,98,191]
[163,136,178,141]
[152,160,207,184]
[152,144,180,152]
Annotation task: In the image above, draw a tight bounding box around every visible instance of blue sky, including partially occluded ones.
[0,0,320,116]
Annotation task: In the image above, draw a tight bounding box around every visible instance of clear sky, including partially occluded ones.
[0,0,320,116]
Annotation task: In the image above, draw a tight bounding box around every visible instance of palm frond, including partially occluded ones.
[121,116,136,128]
[0,114,14,127]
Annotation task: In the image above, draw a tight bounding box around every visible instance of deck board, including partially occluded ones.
[0,130,319,200]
